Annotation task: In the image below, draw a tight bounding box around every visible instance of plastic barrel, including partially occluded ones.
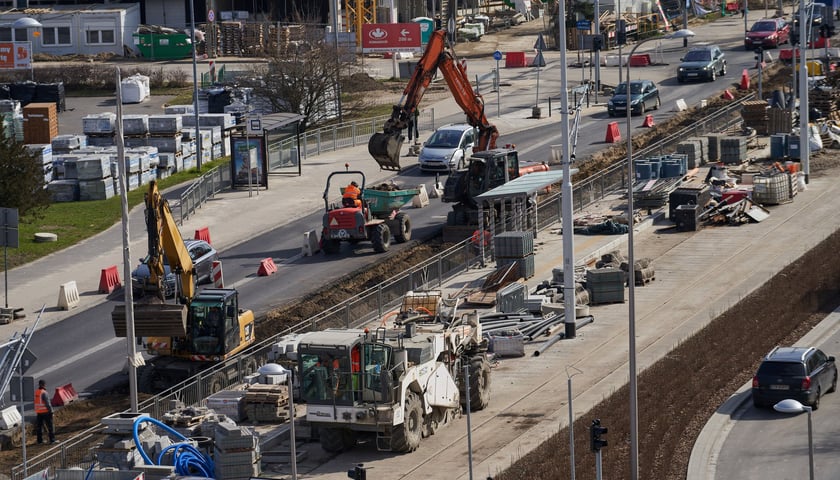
[635,161,652,180]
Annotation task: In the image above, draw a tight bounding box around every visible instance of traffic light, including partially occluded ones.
[347,464,367,480]
[617,20,627,45]
[754,46,764,60]
[820,24,829,38]
[791,29,799,45]
[592,35,603,51]
[590,419,608,452]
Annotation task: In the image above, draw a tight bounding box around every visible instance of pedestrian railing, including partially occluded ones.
[177,164,229,226]
[10,94,754,480]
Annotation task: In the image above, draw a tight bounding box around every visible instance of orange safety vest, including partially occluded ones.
[34,387,49,414]
[343,184,361,200]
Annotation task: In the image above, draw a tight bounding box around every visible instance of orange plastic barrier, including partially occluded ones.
[52,383,78,406]
[643,114,655,128]
[739,69,750,90]
[605,122,622,143]
[194,227,211,245]
[629,54,651,67]
[257,257,277,276]
[722,89,735,100]
[98,265,121,294]
[505,51,527,68]
[779,49,797,61]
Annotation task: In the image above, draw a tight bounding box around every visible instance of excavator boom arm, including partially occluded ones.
[369,29,498,170]
[146,181,195,301]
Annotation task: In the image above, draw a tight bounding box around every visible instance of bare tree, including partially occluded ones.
[248,27,355,131]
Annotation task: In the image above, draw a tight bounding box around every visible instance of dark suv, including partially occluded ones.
[752,346,837,409]
[607,80,660,117]
[677,45,726,83]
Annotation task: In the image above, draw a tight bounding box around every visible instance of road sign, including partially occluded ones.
[361,23,422,52]
[493,50,503,61]
[1,208,18,249]
[208,9,215,22]
[534,33,547,51]
[576,20,592,31]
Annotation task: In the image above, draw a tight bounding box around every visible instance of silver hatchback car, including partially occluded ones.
[418,123,476,172]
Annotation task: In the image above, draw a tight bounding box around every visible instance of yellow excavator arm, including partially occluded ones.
[145,180,195,301]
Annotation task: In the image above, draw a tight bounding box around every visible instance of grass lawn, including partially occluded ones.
[3,158,229,271]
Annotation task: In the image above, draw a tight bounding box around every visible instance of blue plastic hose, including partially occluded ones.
[132,415,215,477]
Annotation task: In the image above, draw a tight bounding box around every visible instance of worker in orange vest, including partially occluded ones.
[34,379,56,444]
[342,181,362,208]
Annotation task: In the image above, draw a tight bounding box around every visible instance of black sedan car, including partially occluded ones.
[607,80,660,116]
[131,239,218,297]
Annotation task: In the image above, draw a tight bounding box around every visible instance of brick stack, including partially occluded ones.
[219,22,243,56]
[243,384,289,423]
[494,231,535,280]
[740,100,769,135]
[122,114,149,148]
[213,424,260,480]
[147,114,182,178]
[23,102,58,145]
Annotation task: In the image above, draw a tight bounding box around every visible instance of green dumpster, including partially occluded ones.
[133,33,193,60]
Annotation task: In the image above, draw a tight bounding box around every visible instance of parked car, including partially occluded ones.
[607,80,660,117]
[131,239,218,298]
[418,123,476,172]
[744,18,791,49]
[677,45,726,82]
[752,346,837,409]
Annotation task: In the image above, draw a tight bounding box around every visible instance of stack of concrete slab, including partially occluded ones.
[77,154,114,201]
[675,137,708,168]
[122,114,150,149]
[183,127,213,166]
[213,424,260,480]
[51,134,86,154]
[83,113,116,147]
[26,143,53,183]
[494,231,535,280]
[147,115,183,158]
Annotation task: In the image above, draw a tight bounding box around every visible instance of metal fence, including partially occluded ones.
[10,95,753,480]
[177,164,230,226]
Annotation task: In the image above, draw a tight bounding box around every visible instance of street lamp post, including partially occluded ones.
[278,365,298,479]
[623,28,694,480]
[774,399,815,480]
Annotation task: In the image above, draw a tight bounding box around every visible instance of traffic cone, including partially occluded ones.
[739,69,750,90]
[642,114,655,128]
[722,89,735,100]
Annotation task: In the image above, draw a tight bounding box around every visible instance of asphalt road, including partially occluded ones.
[23,18,782,397]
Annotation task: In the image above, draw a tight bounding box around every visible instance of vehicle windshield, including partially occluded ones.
[426,129,463,148]
[757,362,806,376]
[684,50,711,62]
[615,83,643,95]
[751,21,777,32]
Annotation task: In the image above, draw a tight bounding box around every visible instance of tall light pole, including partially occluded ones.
[557,0,576,337]
[623,29,695,480]
[799,0,809,183]
[188,0,203,171]
[774,399,815,480]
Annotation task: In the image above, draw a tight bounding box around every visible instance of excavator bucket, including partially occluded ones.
[111,303,188,337]
[368,132,405,171]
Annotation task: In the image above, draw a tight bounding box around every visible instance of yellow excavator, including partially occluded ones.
[112,181,256,393]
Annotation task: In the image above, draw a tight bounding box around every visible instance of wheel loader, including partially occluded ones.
[280,302,491,453]
[111,181,256,393]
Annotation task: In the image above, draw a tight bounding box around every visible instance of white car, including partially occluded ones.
[418,123,476,172]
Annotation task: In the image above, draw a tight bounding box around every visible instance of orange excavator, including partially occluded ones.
[368,29,499,171]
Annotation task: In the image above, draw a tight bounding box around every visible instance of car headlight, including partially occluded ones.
[678,67,684,72]
[444,153,453,161]
[608,100,614,107]
[702,66,709,70]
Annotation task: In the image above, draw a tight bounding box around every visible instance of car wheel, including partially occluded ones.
[710,68,716,81]
[638,103,646,116]
[745,44,752,51]
[608,110,615,117]
[677,76,684,83]
[829,370,838,393]
[654,97,661,110]
[721,63,727,76]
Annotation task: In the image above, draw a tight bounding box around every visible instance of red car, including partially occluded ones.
[745,18,791,49]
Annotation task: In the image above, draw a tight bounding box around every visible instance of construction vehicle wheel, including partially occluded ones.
[322,238,341,254]
[393,213,412,243]
[209,372,226,394]
[138,365,160,394]
[319,427,356,452]
[461,354,491,412]
[371,224,391,253]
[446,211,457,226]
[391,391,423,452]
[422,407,447,438]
